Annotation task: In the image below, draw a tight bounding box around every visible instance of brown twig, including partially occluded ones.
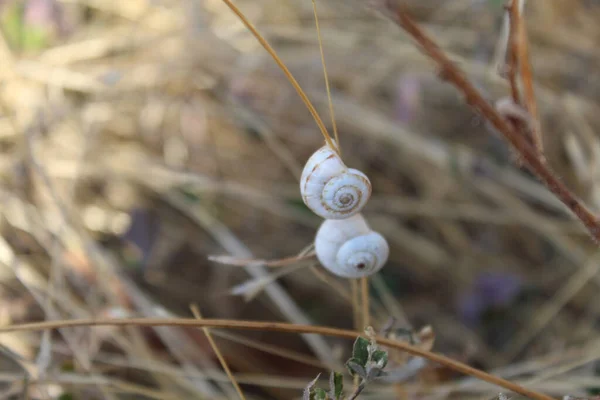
[505,1,521,105]
[501,2,527,166]
[514,0,543,157]
[506,0,544,161]
[0,317,555,400]
[383,2,600,243]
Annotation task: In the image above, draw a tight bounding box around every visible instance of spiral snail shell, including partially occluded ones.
[315,214,389,278]
[300,145,371,220]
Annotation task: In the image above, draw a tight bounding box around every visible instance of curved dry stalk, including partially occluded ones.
[311,0,340,153]
[0,317,555,400]
[220,0,337,153]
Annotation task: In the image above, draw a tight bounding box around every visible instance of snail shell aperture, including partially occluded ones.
[300,146,371,220]
[315,214,389,278]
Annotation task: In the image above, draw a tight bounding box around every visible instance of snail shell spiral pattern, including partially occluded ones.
[300,146,371,220]
[315,214,389,278]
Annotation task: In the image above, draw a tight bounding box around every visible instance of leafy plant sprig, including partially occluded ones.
[303,372,345,400]
[303,335,388,400]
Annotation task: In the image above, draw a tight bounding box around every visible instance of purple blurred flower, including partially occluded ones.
[458,271,522,326]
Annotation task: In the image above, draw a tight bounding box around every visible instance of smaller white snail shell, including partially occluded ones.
[315,214,389,278]
[300,146,371,220]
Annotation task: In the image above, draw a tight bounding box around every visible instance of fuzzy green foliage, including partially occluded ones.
[304,336,388,400]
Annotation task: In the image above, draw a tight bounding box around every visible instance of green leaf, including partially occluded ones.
[329,372,343,399]
[346,360,366,378]
[351,337,370,367]
[313,388,327,400]
[371,349,388,369]
[366,365,386,381]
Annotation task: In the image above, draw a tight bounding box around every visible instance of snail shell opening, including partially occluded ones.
[314,215,389,279]
[335,232,389,278]
[300,147,372,220]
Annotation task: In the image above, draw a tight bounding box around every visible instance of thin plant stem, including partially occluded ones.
[383,2,600,244]
[514,0,543,157]
[220,0,336,152]
[347,381,365,400]
[505,1,521,105]
[503,0,527,166]
[213,329,324,368]
[0,317,555,400]
[190,305,247,400]
[506,0,544,162]
[351,279,361,330]
[361,277,370,328]
[311,0,341,154]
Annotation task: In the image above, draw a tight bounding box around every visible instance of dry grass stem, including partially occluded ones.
[514,1,543,157]
[311,0,341,152]
[505,1,522,105]
[361,277,370,329]
[503,251,600,362]
[190,305,247,400]
[220,0,337,152]
[351,278,361,331]
[506,0,544,160]
[208,251,316,268]
[0,317,555,400]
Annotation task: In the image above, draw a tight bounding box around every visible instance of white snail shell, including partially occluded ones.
[315,214,389,278]
[300,145,371,220]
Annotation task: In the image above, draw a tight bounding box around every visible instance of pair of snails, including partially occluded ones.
[300,145,389,278]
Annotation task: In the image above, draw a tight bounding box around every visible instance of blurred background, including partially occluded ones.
[1,0,600,398]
